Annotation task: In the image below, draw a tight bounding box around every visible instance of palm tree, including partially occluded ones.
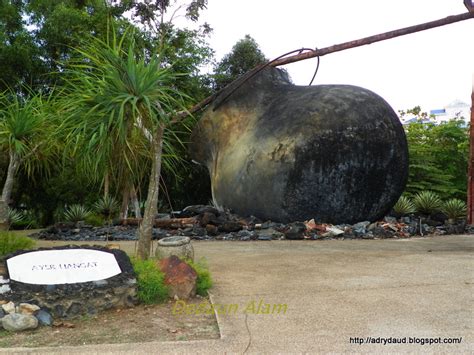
[0,91,56,230]
[61,29,191,259]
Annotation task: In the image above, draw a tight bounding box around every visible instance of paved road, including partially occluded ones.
[2,235,473,354]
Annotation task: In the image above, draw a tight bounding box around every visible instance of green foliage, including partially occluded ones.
[392,196,416,216]
[63,204,91,223]
[84,214,105,227]
[402,109,468,200]
[213,35,267,90]
[186,257,213,296]
[7,208,25,225]
[93,196,119,221]
[413,191,442,215]
[0,232,35,256]
[441,198,467,220]
[131,258,169,304]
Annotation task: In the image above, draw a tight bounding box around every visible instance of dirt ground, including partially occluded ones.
[0,298,219,348]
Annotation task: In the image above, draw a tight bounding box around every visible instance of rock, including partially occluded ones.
[200,212,217,226]
[0,308,5,319]
[190,67,408,224]
[0,284,11,294]
[2,301,15,314]
[321,226,345,237]
[19,303,40,315]
[283,222,306,240]
[181,205,220,218]
[383,216,398,223]
[205,224,219,236]
[353,221,370,236]
[218,221,242,233]
[35,310,53,326]
[159,256,197,300]
[258,228,284,240]
[2,313,38,331]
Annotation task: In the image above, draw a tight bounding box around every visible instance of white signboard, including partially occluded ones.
[6,249,122,285]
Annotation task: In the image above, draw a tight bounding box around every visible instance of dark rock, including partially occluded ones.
[218,221,242,233]
[35,310,53,326]
[425,218,442,227]
[0,308,5,319]
[283,222,306,240]
[190,67,408,224]
[200,211,218,226]
[430,212,448,223]
[180,205,220,218]
[159,256,197,300]
[205,224,219,236]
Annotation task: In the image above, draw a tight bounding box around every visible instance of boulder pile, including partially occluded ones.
[30,205,467,242]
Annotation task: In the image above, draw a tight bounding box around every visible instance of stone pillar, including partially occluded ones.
[0,200,8,231]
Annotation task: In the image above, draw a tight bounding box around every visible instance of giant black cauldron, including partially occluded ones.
[190,68,408,224]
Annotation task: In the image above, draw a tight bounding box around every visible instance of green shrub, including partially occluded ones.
[186,257,213,296]
[94,196,119,221]
[131,258,168,304]
[7,208,25,226]
[0,232,36,257]
[84,214,105,227]
[441,199,467,220]
[8,209,39,230]
[392,196,416,216]
[413,191,442,215]
[64,204,91,223]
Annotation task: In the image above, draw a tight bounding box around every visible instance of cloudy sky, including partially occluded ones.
[201,0,473,113]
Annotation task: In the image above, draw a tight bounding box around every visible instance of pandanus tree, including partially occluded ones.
[0,91,56,230]
[61,29,191,259]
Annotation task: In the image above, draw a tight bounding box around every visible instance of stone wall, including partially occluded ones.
[0,245,138,319]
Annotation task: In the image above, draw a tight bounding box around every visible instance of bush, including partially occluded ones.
[392,196,416,216]
[441,199,467,220]
[84,214,105,227]
[64,204,91,223]
[413,191,442,215]
[186,257,213,296]
[0,232,36,256]
[93,196,119,221]
[131,258,168,304]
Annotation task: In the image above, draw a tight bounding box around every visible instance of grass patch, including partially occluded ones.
[131,258,169,304]
[0,231,36,257]
[186,257,213,296]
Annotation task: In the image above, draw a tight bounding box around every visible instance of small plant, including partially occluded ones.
[64,204,91,223]
[441,199,467,221]
[186,257,213,296]
[131,258,168,304]
[0,232,36,256]
[392,196,416,216]
[7,208,25,226]
[413,191,442,215]
[84,214,105,227]
[93,196,119,221]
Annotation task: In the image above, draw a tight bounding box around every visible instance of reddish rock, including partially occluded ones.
[158,256,197,300]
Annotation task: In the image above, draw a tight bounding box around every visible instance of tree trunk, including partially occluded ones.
[0,152,20,230]
[137,124,164,259]
[130,185,141,218]
[120,185,130,221]
[104,171,110,199]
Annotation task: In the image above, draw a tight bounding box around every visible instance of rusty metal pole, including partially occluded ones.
[468,79,474,224]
